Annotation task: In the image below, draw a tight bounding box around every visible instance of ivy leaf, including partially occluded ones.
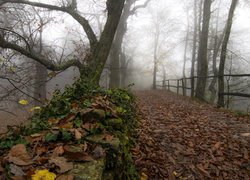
[45,132,58,142]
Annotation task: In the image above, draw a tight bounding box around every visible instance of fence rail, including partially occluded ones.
[157,74,250,99]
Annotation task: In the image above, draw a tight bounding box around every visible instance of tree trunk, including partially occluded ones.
[152,22,160,90]
[109,0,132,88]
[87,0,126,84]
[34,62,47,105]
[217,0,238,107]
[195,0,212,101]
[191,0,198,97]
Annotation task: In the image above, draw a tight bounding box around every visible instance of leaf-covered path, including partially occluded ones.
[133,90,250,179]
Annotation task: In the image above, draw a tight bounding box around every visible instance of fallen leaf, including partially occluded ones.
[140,172,148,180]
[52,146,64,157]
[197,164,211,177]
[63,145,93,162]
[212,142,222,152]
[103,134,113,142]
[241,133,250,137]
[36,146,48,156]
[7,144,33,166]
[12,176,25,180]
[74,129,82,140]
[10,164,25,176]
[31,169,56,180]
[56,174,74,180]
[48,118,59,125]
[49,157,73,173]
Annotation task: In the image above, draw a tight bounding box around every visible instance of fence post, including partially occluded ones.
[182,78,186,96]
[177,80,180,95]
[162,80,166,90]
[167,80,170,91]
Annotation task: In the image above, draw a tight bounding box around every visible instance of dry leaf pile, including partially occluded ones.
[134,90,250,179]
[0,86,138,179]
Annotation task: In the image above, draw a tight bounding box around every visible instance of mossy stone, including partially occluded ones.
[106,118,123,130]
[69,158,105,180]
[86,134,120,149]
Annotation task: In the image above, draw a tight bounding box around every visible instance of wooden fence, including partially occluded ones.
[156,74,250,98]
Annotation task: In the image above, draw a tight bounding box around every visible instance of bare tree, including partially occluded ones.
[217,0,239,107]
[109,0,151,88]
[195,0,212,101]
[0,0,126,85]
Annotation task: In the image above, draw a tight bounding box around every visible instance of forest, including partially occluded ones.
[0,0,249,179]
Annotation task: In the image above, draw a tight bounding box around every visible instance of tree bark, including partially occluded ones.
[217,0,238,107]
[191,0,198,97]
[195,0,212,101]
[0,0,126,85]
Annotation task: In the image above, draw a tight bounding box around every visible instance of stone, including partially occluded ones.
[86,134,120,149]
[69,158,105,180]
[106,118,123,130]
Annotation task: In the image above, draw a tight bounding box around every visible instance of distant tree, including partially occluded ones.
[190,0,198,97]
[195,0,212,101]
[217,0,239,107]
[109,0,151,88]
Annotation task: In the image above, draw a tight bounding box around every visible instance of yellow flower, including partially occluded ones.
[18,99,29,105]
[30,106,42,112]
[32,169,56,180]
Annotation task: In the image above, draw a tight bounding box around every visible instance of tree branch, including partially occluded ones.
[129,0,151,15]
[0,35,82,71]
[0,0,98,49]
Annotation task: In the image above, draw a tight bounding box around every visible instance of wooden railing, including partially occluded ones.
[156,74,250,98]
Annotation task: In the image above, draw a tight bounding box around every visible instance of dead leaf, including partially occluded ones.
[48,118,59,125]
[7,144,33,166]
[10,164,25,176]
[74,129,82,140]
[63,145,93,162]
[140,172,148,180]
[56,174,74,180]
[241,133,250,137]
[52,146,64,157]
[58,122,74,129]
[49,157,73,173]
[0,164,4,173]
[12,176,25,180]
[212,142,222,152]
[197,164,211,177]
[103,134,113,142]
[35,146,48,156]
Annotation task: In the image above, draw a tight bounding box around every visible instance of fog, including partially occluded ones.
[0,0,250,131]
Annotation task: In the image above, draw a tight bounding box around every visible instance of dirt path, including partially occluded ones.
[133,90,250,180]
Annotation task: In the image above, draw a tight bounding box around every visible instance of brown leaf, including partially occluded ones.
[58,122,74,129]
[35,146,48,156]
[0,164,4,173]
[10,164,25,176]
[212,142,222,152]
[48,118,59,125]
[103,134,113,142]
[12,176,25,180]
[56,174,74,180]
[241,133,250,137]
[7,144,33,166]
[74,129,82,140]
[49,157,73,173]
[63,145,94,162]
[52,146,64,157]
[197,164,211,177]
